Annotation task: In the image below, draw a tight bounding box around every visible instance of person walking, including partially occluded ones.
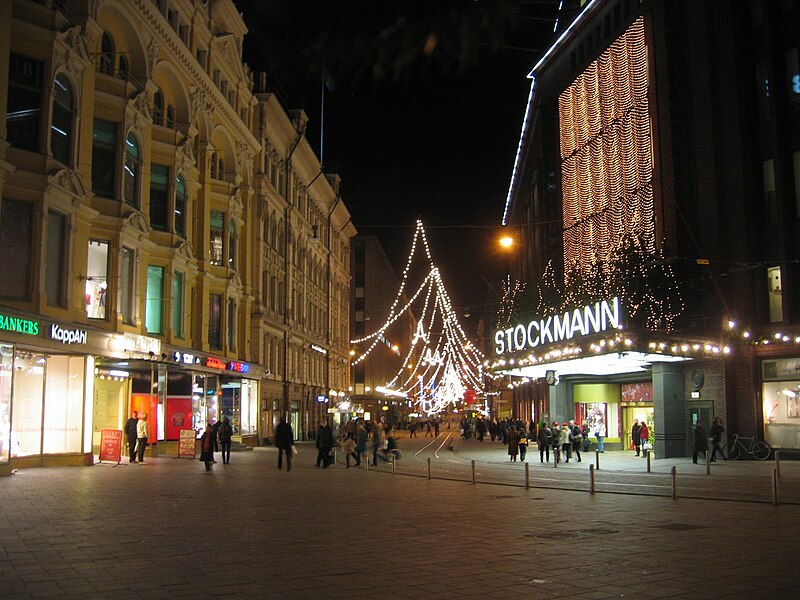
[692,420,709,464]
[354,423,368,466]
[316,417,335,468]
[433,419,440,437]
[507,427,520,462]
[710,416,726,461]
[631,419,642,456]
[639,421,650,458]
[275,417,294,471]
[124,410,138,464]
[580,420,590,453]
[370,421,383,466]
[199,423,215,473]
[219,417,233,465]
[135,413,149,464]
[341,435,357,467]
[595,421,606,453]
[559,422,572,463]
[518,428,528,461]
[570,420,582,463]
[551,421,562,463]
[537,420,551,463]
[409,421,418,438]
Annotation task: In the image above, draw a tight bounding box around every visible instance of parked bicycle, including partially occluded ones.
[723,434,771,460]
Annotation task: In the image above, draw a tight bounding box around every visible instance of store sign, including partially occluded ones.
[494,297,621,355]
[316,395,328,403]
[205,357,226,370]
[123,333,161,355]
[228,361,251,373]
[0,313,39,336]
[49,324,87,345]
[310,344,327,355]
[173,351,198,365]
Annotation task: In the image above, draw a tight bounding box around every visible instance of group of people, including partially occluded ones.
[337,419,398,467]
[630,419,651,458]
[199,417,235,472]
[533,420,590,464]
[123,411,149,464]
[408,418,441,438]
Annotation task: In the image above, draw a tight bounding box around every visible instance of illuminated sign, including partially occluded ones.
[228,361,251,373]
[123,333,161,355]
[310,344,327,355]
[49,324,87,345]
[205,357,226,370]
[0,313,39,336]
[494,297,621,355]
[316,395,328,403]
[173,351,198,365]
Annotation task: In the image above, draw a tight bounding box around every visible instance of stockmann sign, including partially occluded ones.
[494,297,621,355]
[0,313,40,336]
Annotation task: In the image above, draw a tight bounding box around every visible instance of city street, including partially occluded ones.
[1,437,798,599]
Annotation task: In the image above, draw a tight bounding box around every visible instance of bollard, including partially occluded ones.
[646,452,651,473]
[595,449,600,471]
[706,449,711,476]
[391,456,396,475]
[554,451,558,468]
[427,457,431,480]
[775,451,781,479]
[525,462,530,489]
[772,468,779,506]
[471,459,476,484]
[365,458,368,471]
[671,466,677,499]
[589,464,595,494]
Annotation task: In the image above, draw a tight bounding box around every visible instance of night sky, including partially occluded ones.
[234,1,558,328]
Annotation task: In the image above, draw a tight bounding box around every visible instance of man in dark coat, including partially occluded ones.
[124,411,138,463]
[315,417,335,468]
[692,420,709,464]
[710,416,726,462]
[275,417,294,471]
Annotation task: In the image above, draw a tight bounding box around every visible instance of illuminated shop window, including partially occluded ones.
[86,240,109,319]
[210,210,224,265]
[768,266,783,323]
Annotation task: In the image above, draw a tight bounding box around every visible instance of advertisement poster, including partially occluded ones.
[99,429,122,463]
[166,397,192,440]
[178,429,196,458]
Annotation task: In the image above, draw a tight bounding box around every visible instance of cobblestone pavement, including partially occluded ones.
[0,441,797,599]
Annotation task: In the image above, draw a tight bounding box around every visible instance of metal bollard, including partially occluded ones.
[391,456,396,475]
[646,452,651,473]
[706,449,711,476]
[671,465,677,499]
[775,451,781,479]
[589,464,595,494]
[471,459,476,484]
[365,458,368,471]
[427,457,431,480]
[595,449,600,471]
[772,468,779,506]
[525,462,530,489]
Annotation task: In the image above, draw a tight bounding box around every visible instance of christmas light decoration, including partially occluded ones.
[350,220,486,415]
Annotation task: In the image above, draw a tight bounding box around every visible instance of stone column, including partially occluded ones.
[652,363,686,458]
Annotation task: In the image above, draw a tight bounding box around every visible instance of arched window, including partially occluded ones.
[123,133,140,207]
[175,174,186,237]
[118,54,129,80]
[51,74,73,166]
[166,104,175,128]
[153,90,163,126]
[100,32,115,75]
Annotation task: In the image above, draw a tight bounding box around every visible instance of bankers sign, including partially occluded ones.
[494,297,621,355]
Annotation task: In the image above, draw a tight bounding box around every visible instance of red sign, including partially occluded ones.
[228,361,251,373]
[178,429,197,458]
[165,397,192,440]
[205,357,226,369]
[99,429,123,463]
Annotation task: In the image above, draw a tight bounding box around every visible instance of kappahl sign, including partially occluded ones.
[49,323,87,345]
[494,297,621,355]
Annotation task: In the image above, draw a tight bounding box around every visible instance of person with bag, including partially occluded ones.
[219,417,233,465]
[517,428,528,461]
[340,435,357,467]
[639,421,650,458]
[275,417,294,471]
[560,422,572,463]
[581,420,590,453]
[537,420,551,463]
[631,419,642,456]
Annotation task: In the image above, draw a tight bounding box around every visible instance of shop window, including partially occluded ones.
[51,74,74,166]
[175,174,186,237]
[43,355,85,454]
[123,133,141,208]
[153,89,164,126]
[150,163,169,231]
[768,266,783,323]
[86,240,109,319]
[172,271,184,338]
[99,32,115,75]
[92,119,118,198]
[120,246,135,325]
[145,265,164,334]
[45,211,67,307]
[11,351,45,457]
[209,293,222,349]
[0,199,33,300]
[227,298,237,351]
[210,210,224,265]
[7,53,43,153]
[0,345,12,464]
[228,220,237,270]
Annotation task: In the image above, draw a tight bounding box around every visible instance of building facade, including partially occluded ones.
[0,0,354,473]
[496,0,800,456]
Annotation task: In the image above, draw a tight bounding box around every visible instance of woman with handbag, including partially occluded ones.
[639,421,650,458]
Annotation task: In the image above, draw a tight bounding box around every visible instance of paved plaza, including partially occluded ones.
[0,438,798,599]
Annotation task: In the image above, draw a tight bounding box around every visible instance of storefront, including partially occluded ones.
[762,357,800,451]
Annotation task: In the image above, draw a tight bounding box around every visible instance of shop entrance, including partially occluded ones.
[686,402,713,455]
[622,405,654,451]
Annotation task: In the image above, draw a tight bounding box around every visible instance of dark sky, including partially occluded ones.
[234,1,558,327]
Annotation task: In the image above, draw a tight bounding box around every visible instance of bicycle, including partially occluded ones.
[724,434,771,461]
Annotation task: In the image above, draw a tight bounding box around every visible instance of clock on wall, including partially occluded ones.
[691,369,704,391]
[545,370,557,386]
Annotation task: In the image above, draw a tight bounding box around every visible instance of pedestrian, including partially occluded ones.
[433,419,440,437]
[476,418,486,442]
[518,428,528,461]
[371,421,383,466]
[316,417,335,468]
[560,422,572,463]
[710,416,726,461]
[219,416,233,465]
[639,421,650,458]
[340,435,357,467]
[581,420,590,453]
[551,421,561,463]
[570,420,582,462]
[354,423,368,466]
[345,417,356,441]
[631,419,641,456]
[409,421,418,438]
[692,420,709,464]
[595,421,606,453]
[135,412,149,464]
[507,427,520,462]
[275,417,294,471]
[424,420,433,437]
[199,423,215,473]
[124,410,138,464]
[537,420,551,463]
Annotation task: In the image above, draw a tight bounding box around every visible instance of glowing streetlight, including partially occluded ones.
[499,235,514,249]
